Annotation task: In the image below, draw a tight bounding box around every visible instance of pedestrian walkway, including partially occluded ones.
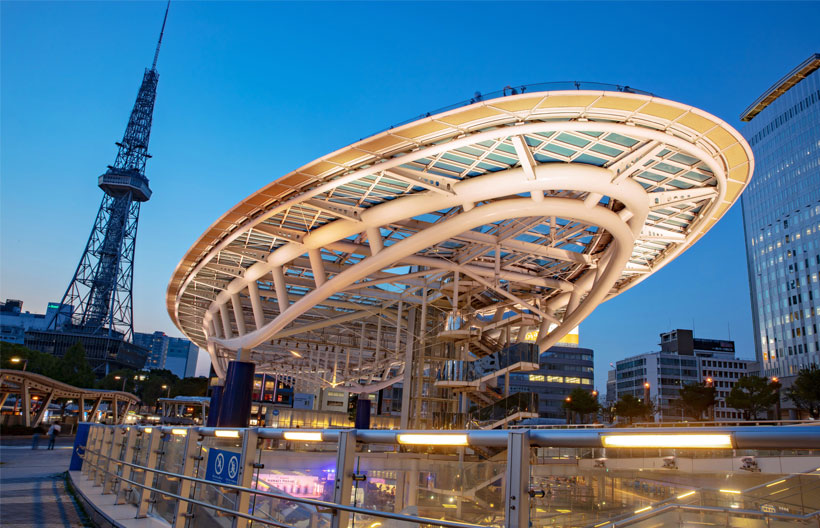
[0,439,92,527]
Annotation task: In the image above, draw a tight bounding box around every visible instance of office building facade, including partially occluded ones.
[0,299,72,345]
[741,54,820,389]
[611,330,756,421]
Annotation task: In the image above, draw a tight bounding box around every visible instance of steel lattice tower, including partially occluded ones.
[51,3,170,343]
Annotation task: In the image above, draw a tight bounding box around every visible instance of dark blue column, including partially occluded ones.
[217,360,255,427]
[206,384,223,427]
[354,398,371,429]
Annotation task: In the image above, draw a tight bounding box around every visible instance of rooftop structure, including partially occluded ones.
[168,83,753,427]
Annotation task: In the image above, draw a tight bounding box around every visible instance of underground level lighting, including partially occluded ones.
[719,489,741,494]
[215,430,240,438]
[283,431,323,441]
[676,491,696,499]
[396,434,469,446]
[601,434,732,449]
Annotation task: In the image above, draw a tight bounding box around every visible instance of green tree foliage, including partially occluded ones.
[97,369,140,393]
[59,341,95,388]
[171,377,208,398]
[562,387,599,424]
[0,342,60,378]
[726,376,779,420]
[786,366,820,419]
[614,394,652,424]
[139,370,179,407]
[678,382,716,420]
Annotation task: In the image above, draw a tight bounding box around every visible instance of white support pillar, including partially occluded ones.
[90,396,103,423]
[219,303,234,339]
[112,396,119,424]
[247,281,266,330]
[271,266,289,314]
[366,227,384,255]
[231,293,247,336]
[400,307,416,430]
[308,248,327,287]
[79,396,86,422]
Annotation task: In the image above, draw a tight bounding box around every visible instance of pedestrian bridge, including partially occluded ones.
[71,424,820,528]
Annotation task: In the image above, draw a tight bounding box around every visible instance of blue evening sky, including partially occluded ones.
[2,1,818,389]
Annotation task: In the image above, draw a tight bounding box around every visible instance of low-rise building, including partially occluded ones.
[610,329,758,421]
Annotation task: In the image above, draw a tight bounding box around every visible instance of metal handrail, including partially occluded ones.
[80,445,486,528]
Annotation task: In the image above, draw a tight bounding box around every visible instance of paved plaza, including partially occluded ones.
[0,436,91,527]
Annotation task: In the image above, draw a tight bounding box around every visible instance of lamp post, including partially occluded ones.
[643,382,652,422]
[705,377,715,421]
[10,357,28,371]
[114,375,127,392]
[771,376,781,421]
[162,384,171,398]
[565,396,572,424]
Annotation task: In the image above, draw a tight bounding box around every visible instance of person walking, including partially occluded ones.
[46,422,61,450]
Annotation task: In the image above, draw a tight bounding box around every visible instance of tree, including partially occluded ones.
[786,366,820,419]
[97,369,139,393]
[726,376,779,420]
[58,341,95,388]
[1,342,60,378]
[171,377,208,398]
[678,382,716,420]
[562,388,599,424]
[614,394,652,425]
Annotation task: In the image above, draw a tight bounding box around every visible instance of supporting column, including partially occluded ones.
[271,266,289,314]
[217,350,255,428]
[115,427,139,504]
[22,383,31,428]
[330,430,356,528]
[219,303,234,339]
[112,396,119,424]
[103,427,126,494]
[32,391,54,427]
[231,293,247,336]
[308,248,327,287]
[366,227,384,255]
[504,430,531,528]
[247,281,266,330]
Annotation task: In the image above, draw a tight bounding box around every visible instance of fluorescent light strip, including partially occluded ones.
[214,430,240,438]
[601,434,732,449]
[676,491,696,499]
[171,428,187,436]
[766,479,786,487]
[634,506,651,514]
[396,434,468,446]
[283,431,323,442]
[719,489,741,494]
[143,427,153,434]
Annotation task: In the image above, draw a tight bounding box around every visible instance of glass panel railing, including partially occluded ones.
[350,443,507,528]
[437,343,540,384]
[249,436,339,528]
[126,431,149,507]
[187,434,245,528]
[468,392,539,429]
[151,431,194,524]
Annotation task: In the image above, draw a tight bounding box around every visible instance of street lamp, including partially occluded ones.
[162,384,171,398]
[114,375,127,392]
[704,377,715,421]
[771,377,781,421]
[10,357,28,371]
[565,396,572,425]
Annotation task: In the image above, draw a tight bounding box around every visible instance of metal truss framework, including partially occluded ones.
[168,89,754,398]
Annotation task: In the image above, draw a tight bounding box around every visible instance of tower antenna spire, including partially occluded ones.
[151,0,171,71]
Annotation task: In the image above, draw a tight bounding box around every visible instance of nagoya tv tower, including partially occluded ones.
[32,3,171,373]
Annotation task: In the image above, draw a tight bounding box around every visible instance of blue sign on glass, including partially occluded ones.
[205,448,241,485]
[272,409,280,416]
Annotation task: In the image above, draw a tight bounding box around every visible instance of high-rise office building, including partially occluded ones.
[740,54,820,405]
[133,331,169,370]
[133,331,204,377]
